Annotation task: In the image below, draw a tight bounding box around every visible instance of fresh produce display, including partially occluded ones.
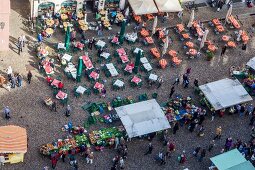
[40,134,89,156]
[89,127,125,146]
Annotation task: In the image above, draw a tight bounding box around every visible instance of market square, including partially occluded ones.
[1,0,255,169]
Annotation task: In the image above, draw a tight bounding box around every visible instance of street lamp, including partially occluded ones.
[0,22,5,30]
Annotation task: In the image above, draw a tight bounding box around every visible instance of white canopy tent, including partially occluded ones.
[128,0,158,15]
[154,0,183,12]
[246,57,255,71]
[199,78,253,111]
[115,99,171,138]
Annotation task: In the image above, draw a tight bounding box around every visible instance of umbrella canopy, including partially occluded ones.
[200,29,209,49]
[162,36,169,55]
[187,9,195,28]
[125,7,130,17]
[119,0,126,10]
[105,10,108,20]
[128,0,158,15]
[84,13,87,23]
[76,56,83,82]
[119,20,126,44]
[152,16,158,35]
[65,26,71,51]
[134,50,142,74]
[225,5,233,23]
[154,0,182,12]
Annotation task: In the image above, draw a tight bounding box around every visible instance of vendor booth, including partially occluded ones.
[0,125,27,164]
[115,99,171,138]
[128,0,158,15]
[247,57,255,71]
[210,149,255,170]
[199,78,252,111]
[154,0,182,12]
[38,2,55,17]
[60,1,77,14]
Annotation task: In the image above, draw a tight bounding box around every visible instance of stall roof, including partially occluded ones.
[154,0,183,12]
[115,99,171,138]
[0,125,27,153]
[226,161,255,170]
[128,0,158,15]
[246,57,255,71]
[199,78,252,110]
[210,149,254,170]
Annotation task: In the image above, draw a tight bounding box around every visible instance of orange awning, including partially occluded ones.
[0,125,27,153]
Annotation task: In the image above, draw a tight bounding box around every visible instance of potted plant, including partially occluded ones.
[206,51,214,61]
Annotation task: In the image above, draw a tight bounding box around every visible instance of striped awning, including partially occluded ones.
[0,125,27,153]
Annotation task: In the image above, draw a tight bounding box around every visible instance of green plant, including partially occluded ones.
[206,51,214,61]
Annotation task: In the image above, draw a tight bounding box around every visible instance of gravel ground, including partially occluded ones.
[0,0,255,170]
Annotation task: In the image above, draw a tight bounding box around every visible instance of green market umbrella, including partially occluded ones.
[76,56,83,82]
[119,20,126,44]
[65,26,71,51]
[133,50,141,74]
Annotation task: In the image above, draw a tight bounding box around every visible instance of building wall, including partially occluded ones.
[31,0,84,18]
[0,0,10,51]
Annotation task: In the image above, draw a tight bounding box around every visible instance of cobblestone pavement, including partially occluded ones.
[0,0,255,170]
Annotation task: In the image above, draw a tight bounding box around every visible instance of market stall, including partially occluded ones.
[210,149,255,170]
[154,0,182,12]
[0,125,27,164]
[89,127,125,146]
[60,1,77,14]
[38,2,55,17]
[115,99,171,138]
[128,0,158,15]
[247,57,255,71]
[199,78,252,111]
[161,96,199,122]
[40,126,89,156]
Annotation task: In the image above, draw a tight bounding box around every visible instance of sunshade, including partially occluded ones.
[154,0,182,12]
[225,5,233,23]
[210,149,250,170]
[0,125,27,153]
[128,0,158,15]
[199,78,252,110]
[246,57,255,70]
[187,9,195,28]
[115,99,171,138]
[200,29,209,49]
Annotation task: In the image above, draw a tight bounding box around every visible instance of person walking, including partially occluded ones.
[186,68,191,75]
[114,137,120,149]
[86,152,94,164]
[51,156,58,169]
[198,149,206,162]
[221,45,227,56]
[208,140,215,152]
[184,79,189,88]
[18,36,23,55]
[3,106,11,119]
[144,143,153,155]
[211,111,216,121]
[17,74,22,87]
[250,113,255,125]
[193,146,201,157]
[27,70,32,84]
[173,122,179,134]
[169,86,175,98]
[21,34,26,48]
[51,101,57,112]
[65,105,71,117]
[239,104,245,117]
[173,76,180,86]
[245,104,254,115]
[37,33,43,43]
[157,76,163,88]
[197,125,205,137]
[119,157,124,169]
[11,75,16,88]
[214,126,222,140]
[178,151,186,164]
[61,153,66,162]
[166,141,175,157]
[194,79,199,87]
